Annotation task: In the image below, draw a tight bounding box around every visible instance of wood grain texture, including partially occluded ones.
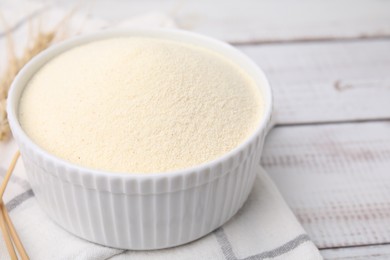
[262,121,390,249]
[240,40,390,124]
[321,244,390,260]
[3,0,390,44]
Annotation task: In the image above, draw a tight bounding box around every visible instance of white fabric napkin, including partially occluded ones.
[0,5,322,260]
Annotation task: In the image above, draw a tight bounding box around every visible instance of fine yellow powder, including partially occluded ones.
[19,37,263,173]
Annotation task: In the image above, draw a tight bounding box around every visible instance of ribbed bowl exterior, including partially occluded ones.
[16,129,266,250]
[8,29,273,250]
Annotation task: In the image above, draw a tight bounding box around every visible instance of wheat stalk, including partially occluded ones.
[0,8,75,141]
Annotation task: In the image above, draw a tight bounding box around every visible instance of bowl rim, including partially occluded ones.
[7,28,273,181]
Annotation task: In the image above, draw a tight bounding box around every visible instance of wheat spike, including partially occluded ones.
[0,8,74,141]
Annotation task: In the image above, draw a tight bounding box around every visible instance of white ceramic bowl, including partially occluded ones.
[7,29,272,250]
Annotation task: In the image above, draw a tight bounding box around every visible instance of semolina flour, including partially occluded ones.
[19,37,263,173]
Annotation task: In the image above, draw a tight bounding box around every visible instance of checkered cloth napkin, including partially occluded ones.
[0,4,322,260]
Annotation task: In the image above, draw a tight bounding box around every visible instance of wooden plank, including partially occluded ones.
[2,0,390,44]
[321,244,390,259]
[262,121,390,248]
[239,40,390,124]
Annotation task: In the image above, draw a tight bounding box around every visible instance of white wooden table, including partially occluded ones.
[2,0,390,259]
